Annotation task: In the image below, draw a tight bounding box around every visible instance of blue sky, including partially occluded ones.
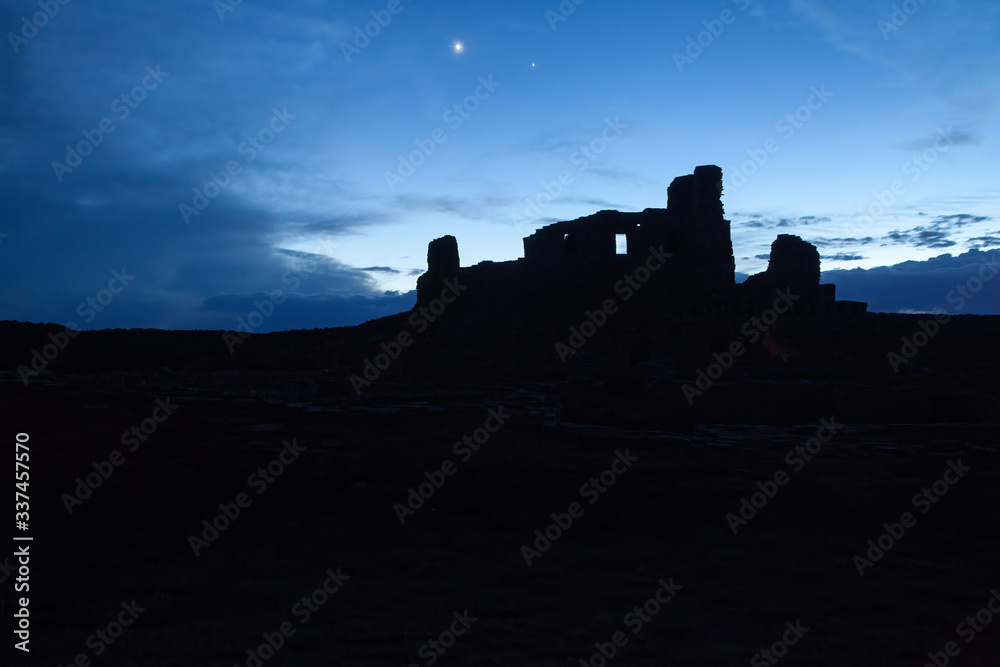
[2,0,999,331]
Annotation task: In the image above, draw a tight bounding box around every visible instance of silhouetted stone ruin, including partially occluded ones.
[741,234,819,293]
[416,165,866,321]
[427,235,460,273]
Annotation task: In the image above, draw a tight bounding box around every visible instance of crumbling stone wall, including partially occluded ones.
[427,235,459,273]
[414,166,862,319]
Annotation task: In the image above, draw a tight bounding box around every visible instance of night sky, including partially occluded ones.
[3,0,999,332]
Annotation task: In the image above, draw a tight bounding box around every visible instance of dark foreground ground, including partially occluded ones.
[3,376,999,666]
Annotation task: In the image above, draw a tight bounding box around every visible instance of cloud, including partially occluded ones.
[968,234,1000,249]
[276,212,393,238]
[0,0,413,333]
[560,196,626,210]
[894,127,982,151]
[933,214,990,227]
[359,266,401,274]
[882,213,992,249]
[0,172,401,331]
[734,214,830,229]
[823,248,1000,314]
[823,253,867,261]
[809,236,876,247]
[884,228,955,248]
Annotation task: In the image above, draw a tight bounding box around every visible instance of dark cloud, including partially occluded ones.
[883,228,955,248]
[968,235,1000,249]
[809,236,876,247]
[278,213,393,237]
[0,174,398,330]
[932,214,990,227]
[198,292,287,314]
[894,127,981,151]
[823,249,1000,315]
[734,215,830,229]
[274,249,365,276]
[560,196,626,210]
[823,253,867,261]
[0,0,415,334]
[882,213,991,249]
[359,266,401,274]
[754,254,770,260]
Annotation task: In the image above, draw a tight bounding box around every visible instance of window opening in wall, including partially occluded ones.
[615,234,627,255]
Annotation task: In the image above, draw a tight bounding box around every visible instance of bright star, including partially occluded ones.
[454,42,463,53]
